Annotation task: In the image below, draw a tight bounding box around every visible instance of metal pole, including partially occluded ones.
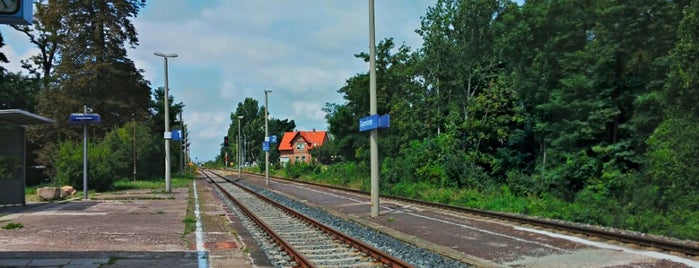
[179,112,183,174]
[265,90,271,185]
[133,116,137,181]
[183,124,187,173]
[154,52,177,192]
[369,0,380,217]
[164,56,171,192]
[83,105,88,200]
[238,116,243,179]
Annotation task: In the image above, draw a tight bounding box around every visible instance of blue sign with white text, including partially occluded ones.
[262,141,270,151]
[359,114,390,132]
[359,114,380,132]
[172,130,183,141]
[69,113,101,124]
[269,135,278,144]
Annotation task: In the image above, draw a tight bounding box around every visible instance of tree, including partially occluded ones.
[0,31,8,74]
[11,0,62,80]
[224,98,295,166]
[642,0,699,215]
[0,72,40,110]
[28,0,150,173]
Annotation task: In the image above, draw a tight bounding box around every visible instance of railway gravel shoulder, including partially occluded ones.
[231,178,472,268]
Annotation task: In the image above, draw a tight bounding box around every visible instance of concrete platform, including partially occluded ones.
[0,178,261,268]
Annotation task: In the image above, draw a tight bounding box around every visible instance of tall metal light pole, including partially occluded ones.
[264,90,272,185]
[368,0,380,217]
[179,111,183,174]
[82,105,89,200]
[237,115,244,179]
[132,114,137,181]
[154,52,177,192]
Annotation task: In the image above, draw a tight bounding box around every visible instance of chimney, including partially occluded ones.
[312,128,316,132]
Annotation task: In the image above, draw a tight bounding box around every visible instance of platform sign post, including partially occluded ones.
[69,106,101,200]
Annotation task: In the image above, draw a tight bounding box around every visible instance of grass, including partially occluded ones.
[182,184,196,248]
[113,176,194,191]
[24,174,195,203]
[2,222,24,230]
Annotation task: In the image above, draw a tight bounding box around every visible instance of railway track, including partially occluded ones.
[200,169,414,268]
[236,170,699,259]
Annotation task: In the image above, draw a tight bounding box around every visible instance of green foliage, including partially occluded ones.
[283,162,315,179]
[112,176,193,191]
[52,121,166,192]
[224,98,295,167]
[644,116,699,211]
[54,139,116,191]
[2,222,23,230]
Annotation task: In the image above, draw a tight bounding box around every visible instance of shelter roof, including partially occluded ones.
[0,109,55,125]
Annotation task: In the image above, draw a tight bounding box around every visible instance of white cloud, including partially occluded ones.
[3,1,436,162]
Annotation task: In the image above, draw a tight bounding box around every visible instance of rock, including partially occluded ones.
[60,186,76,197]
[37,187,61,201]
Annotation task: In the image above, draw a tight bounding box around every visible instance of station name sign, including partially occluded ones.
[359,114,390,132]
[69,113,101,124]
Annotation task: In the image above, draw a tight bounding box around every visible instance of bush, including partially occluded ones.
[54,140,117,191]
[51,121,163,192]
[284,162,315,179]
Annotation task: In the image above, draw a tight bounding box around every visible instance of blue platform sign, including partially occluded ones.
[171,129,183,141]
[359,114,380,132]
[69,113,101,124]
[379,114,390,128]
[359,114,390,132]
[262,141,270,151]
[269,135,278,144]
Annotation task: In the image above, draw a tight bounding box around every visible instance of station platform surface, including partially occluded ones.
[0,177,261,268]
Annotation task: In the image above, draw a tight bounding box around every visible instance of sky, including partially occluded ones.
[0,0,437,162]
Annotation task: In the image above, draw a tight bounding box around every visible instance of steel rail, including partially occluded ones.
[201,170,314,267]
[204,169,414,268]
[237,170,699,257]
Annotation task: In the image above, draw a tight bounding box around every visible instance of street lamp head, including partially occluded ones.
[154,52,178,58]
[265,90,272,94]
[238,115,244,119]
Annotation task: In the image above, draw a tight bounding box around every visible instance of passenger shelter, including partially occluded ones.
[0,109,54,206]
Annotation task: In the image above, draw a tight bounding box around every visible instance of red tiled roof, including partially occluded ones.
[278,131,296,151]
[278,130,328,151]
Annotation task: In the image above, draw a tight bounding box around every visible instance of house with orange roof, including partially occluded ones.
[278,129,328,164]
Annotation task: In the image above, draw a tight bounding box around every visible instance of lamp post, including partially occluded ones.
[264,90,272,185]
[237,115,244,179]
[132,114,137,181]
[154,52,177,192]
[179,111,183,174]
[368,0,380,217]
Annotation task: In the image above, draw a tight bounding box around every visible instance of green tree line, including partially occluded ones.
[219,97,296,170]
[0,0,187,190]
[318,0,699,240]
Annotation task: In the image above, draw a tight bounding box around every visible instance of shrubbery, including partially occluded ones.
[52,121,166,192]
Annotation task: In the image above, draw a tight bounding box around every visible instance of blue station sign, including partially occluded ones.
[69,113,101,124]
[359,114,390,132]
[262,141,270,151]
[171,129,183,141]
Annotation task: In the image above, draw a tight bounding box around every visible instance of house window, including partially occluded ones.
[295,156,299,162]
[296,142,305,150]
[301,156,306,162]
